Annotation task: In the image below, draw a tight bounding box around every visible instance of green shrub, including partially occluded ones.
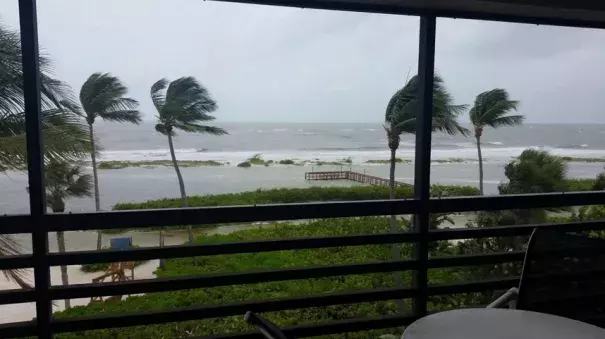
[565,178,595,192]
[113,185,480,211]
[248,154,266,165]
[98,160,222,169]
[561,156,605,163]
[365,158,410,164]
[279,159,296,165]
[237,161,251,168]
[593,173,605,190]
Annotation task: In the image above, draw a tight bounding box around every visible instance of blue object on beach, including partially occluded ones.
[110,237,132,250]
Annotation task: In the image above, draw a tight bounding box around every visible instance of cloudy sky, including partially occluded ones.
[2,0,605,123]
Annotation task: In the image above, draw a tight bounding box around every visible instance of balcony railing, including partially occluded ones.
[3,192,605,338]
[4,0,605,338]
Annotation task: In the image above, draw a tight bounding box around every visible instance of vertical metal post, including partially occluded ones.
[19,0,51,337]
[412,15,436,317]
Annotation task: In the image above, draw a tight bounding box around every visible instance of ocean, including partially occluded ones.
[1,122,604,215]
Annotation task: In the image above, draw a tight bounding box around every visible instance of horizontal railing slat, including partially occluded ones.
[0,214,32,235]
[46,232,421,266]
[429,220,605,240]
[2,192,604,233]
[42,192,605,232]
[428,251,525,268]
[51,287,420,333]
[428,276,521,296]
[49,260,420,300]
[0,288,36,305]
[0,255,35,270]
[0,320,36,338]
[45,199,420,232]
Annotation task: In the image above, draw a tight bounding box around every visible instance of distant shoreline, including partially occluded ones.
[96,155,605,169]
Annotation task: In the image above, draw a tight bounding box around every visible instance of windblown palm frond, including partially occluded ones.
[79,72,141,124]
[469,88,522,129]
[0,235,31,288]
[0,109,93,171]
[385,74,468,137]
[0,23,74,113]
[0,22,88,171]
[152,76,226,136]
[45,160,93,211]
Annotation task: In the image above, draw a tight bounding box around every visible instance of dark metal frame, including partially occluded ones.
[4,0,605,338]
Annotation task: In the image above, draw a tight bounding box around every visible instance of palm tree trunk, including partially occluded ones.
[89,123,103,250]
[57,229,70,309]
[476,135,484,195]
[388,148,398,236]
[388,146,405,313]
[167,133,197,265]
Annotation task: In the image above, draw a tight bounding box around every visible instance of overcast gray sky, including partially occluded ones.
[2,0,605,123]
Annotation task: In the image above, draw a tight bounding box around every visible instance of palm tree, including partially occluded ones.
[0,22,91,171]
[384,74,466,313]
[0,108,92,171]
[0,22,91,289]
[469,89,522,195]
[151,77,227,249]
[44,160,93,309]
[385,74,468,230]
[63,73,141,250]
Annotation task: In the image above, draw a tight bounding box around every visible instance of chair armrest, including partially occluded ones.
[487,287,519,309]
[244,312,290,339]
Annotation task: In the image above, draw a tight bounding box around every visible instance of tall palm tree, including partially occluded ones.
[151,77,227,250]
[469,89,522,195]
[384,74,467,313]
[385,74,468,229]
[44,160,93,309]
[0,22,91,289]
[0,108,92,171]
[0,22,91,171]
[63,73,141,250]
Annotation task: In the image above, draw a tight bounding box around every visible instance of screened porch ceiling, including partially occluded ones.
[212,0,605,28]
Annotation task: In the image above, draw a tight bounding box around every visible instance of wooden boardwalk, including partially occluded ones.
[305,171,410,187]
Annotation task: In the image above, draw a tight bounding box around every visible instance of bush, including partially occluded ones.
[237,161,251,168]
[365,158,410,164]
[279,159,295,165]
[566,178,595,192]
[98,160,222,169]
[248,154,266,165]
[593,173,605,190]
[113,185,480,211]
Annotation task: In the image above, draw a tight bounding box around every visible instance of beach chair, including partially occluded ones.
[90,237,136,305]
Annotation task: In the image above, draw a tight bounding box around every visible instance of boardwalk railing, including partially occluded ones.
[305,171,410,187]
